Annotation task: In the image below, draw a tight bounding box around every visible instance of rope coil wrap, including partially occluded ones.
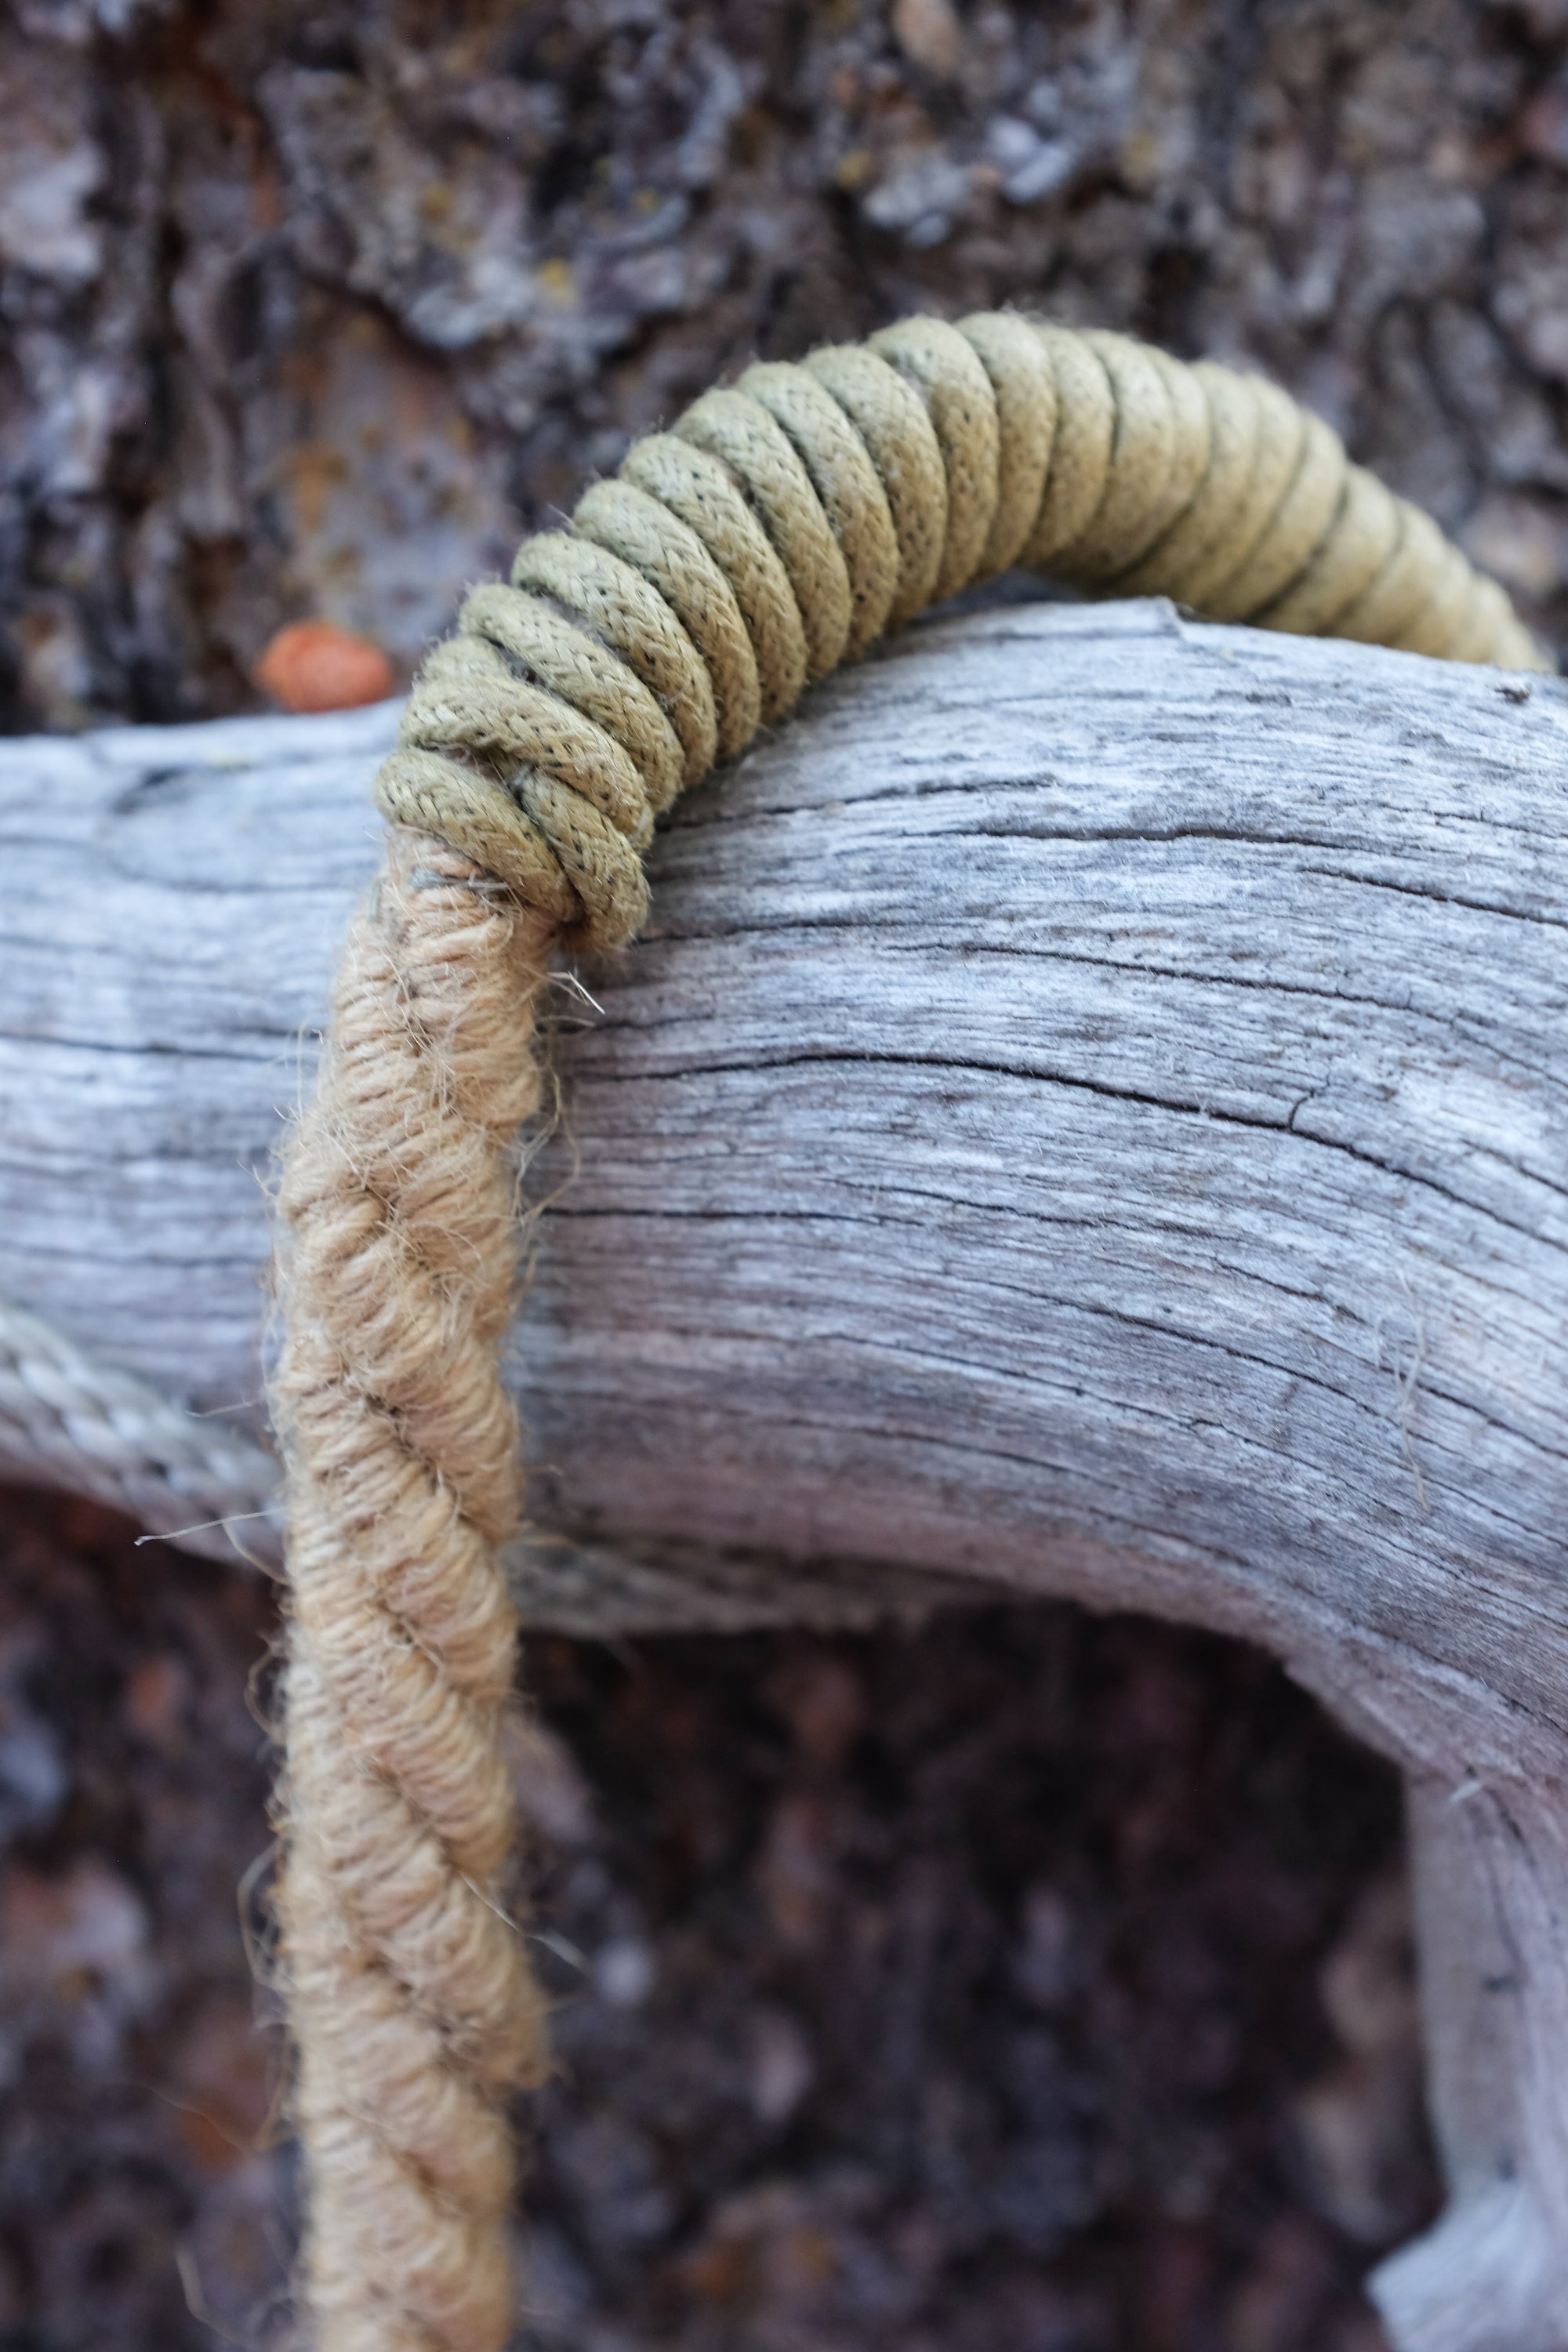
[376,314,1544,954]
[272,314,1544,2352]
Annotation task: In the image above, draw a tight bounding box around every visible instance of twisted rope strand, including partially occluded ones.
[274,831,551,2352]
[0,1295,281,1564]
[274,312,1547,2352]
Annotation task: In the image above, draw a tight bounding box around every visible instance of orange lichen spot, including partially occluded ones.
[255,622,395,713]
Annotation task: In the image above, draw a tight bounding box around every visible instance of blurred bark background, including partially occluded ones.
[2,0,1561,2343]
[2,0,1566,728]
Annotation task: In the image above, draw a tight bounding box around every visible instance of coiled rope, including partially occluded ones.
[269,314,1546,2352]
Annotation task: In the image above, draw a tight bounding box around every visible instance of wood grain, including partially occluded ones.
[4,596,1566,2348]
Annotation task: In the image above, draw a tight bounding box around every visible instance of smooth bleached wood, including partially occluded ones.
[3,597,1566,2349]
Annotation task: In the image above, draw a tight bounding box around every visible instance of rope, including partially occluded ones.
[271,832,553,2352]
[270,312,1546,2352]
[0,1295,281,1566]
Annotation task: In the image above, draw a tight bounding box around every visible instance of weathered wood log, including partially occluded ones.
[3,596,1566,2350]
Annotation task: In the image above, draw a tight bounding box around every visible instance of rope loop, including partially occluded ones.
[283,310,1549,2352]
[373,311,1544,949]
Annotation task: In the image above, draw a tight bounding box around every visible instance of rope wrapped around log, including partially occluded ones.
[268,312,1548,2352]
[377,316,1544,953]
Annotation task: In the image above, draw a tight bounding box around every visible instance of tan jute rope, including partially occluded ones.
[268,314,1548,2352]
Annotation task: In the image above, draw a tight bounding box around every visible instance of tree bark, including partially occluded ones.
[4,595,1567,2347]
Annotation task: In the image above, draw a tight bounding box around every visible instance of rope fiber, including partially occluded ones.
[270,312,1547,2352]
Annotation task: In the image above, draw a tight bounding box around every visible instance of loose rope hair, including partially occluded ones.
[268,314,1547,2352]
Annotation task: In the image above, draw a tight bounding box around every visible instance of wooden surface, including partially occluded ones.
[4,595,1568,2348]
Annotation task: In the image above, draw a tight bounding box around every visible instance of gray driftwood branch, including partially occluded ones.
[3,597,1566,2351]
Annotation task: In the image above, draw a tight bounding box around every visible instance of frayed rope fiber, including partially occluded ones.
[268,314,1546,2352]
